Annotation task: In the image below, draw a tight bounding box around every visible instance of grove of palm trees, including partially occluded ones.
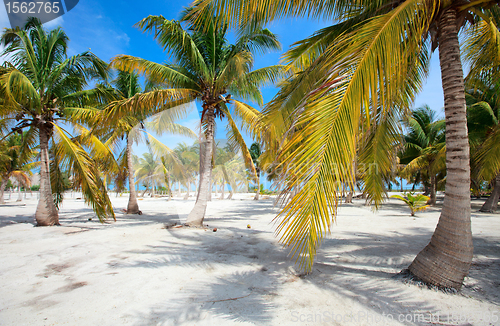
[1,1,499,324]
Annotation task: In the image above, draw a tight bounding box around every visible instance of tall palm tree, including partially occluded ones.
[400,106,445,205]
[111,12,284,227]
[188,0,500,289]
[0,18,114,226]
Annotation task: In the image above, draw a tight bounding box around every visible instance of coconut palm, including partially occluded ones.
[96,71,196,214]
[189,0,500,289]
[249,142,262,200]
[134,152,163,197]
[111,12,284,227]
[0,18,114,226]
[0,133,38,204]
[400,106,445,205]
[466,77,500,212]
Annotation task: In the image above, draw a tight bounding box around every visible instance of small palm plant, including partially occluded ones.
[391,192,430,217]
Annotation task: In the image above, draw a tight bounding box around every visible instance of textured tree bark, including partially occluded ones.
[408,8,473,290]
[186,106,215,227]
[0,176,10,204]
[126,135,140,214]
[428,171,437,206]
[35,127,59,226]
[480,174,500,213]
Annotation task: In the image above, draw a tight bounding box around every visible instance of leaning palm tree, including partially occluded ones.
[188,0,500,289]
[111,12,284,227]
[0,18,114,226]
[400,106,446,205]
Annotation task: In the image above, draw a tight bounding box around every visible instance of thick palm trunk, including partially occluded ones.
[35,127,59,226]
[480,173,500,213]
[126,136,140,214]
[0,176,9,204]
[186,106,215,227]
[408,8,473,290]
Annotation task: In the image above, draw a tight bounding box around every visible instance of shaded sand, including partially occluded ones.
[0,193,499,325]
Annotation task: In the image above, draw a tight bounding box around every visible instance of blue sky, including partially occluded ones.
[0,0,445,159]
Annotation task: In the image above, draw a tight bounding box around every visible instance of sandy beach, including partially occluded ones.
[0,194,499,325]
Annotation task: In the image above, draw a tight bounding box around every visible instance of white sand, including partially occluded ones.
[0,193,499,325]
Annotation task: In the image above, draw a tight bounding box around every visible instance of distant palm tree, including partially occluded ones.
[111,12,284,226]
[0,133,38,204]
[400,106,445,205]
[466,76,500,213]
[249,142,262,200]
[134,152,163,197]
[97,71,195,213]
[0,18,114,225]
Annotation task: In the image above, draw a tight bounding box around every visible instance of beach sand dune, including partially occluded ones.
[0,194,499,325]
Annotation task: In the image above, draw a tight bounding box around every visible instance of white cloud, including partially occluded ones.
[115,32,130,46]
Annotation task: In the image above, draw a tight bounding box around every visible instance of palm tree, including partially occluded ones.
[391,192,431,217]
[0,133,38,204]
[0,18,114,226]
[96,71,196,214]
[189,0,500,289]
[466,76,500,212]
[249,142,262,200]
[111,12,284,227]
[134,152,163,197]
[400,106,445,205]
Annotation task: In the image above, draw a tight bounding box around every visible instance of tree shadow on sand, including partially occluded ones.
[101,217,499,325]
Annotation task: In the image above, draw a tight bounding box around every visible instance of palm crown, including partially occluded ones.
[110,11,285,226]
[0,17,114,225]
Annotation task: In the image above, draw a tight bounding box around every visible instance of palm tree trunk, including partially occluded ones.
[126,135,140,214]
[480,173,500,213]
[35,126,59,226]
[186,106,215,227]
[345,191,353,203]
[408,8,473,290]
[17,185,22,202]
[254,171,260,200]
[0,175,9,204]
[428,171,437,206]
[184,180,190,200]
[220,180,225,200]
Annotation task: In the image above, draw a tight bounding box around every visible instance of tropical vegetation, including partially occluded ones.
[187,0,500,289]
[0,18,114,226]
[110,11,285,227]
